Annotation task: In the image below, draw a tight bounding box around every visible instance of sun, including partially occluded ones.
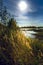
[18,1,27,11]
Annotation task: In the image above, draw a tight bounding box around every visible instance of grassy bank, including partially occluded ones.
[0,18,43,65]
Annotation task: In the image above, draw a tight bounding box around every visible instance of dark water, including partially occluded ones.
[22,30,43,40]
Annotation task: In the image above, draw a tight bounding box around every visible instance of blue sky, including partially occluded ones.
[3,0,43,27]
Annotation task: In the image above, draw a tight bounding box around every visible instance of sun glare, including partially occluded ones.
[18,1,27,11]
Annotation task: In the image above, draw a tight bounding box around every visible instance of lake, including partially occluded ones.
[22,30,43,40]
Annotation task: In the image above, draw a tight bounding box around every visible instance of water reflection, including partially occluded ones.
[22,30,43,40]
[22,31,36,38]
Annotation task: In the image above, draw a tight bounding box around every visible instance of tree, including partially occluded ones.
[2,6,8,25]
[8,18,19,31]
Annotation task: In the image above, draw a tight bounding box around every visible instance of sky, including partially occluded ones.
[3,0,43,27]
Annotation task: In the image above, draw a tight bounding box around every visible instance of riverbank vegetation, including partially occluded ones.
[0,18,43,65]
